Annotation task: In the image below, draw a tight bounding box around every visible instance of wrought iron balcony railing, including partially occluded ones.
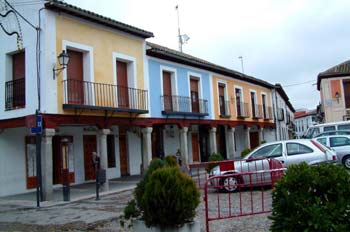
[219,100,231,118]
[161,95,209,116]
[236,102,250,118]
[252,104,263,119]
[63,79,148,113]
[5,78,25,111]
[263,106,273,120]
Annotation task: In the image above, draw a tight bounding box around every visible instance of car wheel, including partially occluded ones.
[342,156,350,169]
[220,176,239,193]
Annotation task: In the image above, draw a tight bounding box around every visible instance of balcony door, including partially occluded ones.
[251,92,256,118]
[343,80,350,108]
[162,71,173,111]
[67,50,84,105]
[190,78,199,113]
[12,51,25,108]
[235,88,242,117]
[219,84,226,115]
[117,61,129,108]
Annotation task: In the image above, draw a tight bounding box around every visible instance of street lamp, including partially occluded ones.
[53,50,70,79]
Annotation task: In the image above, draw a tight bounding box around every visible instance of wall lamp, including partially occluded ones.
[53,50,70,80]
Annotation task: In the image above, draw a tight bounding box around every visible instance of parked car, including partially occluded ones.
[303,121,350,138]
[209,158,284,192]
[314,130,350,138]
[315,135,350,169]
[210,139,337,192]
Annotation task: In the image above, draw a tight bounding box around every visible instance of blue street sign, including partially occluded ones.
[30,115,42,134]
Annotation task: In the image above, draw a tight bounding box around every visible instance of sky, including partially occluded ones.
[64,0,350,110]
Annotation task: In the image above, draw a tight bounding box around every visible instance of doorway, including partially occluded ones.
[83,135,97,181]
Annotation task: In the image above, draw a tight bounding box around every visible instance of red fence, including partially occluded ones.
[188,159,285,232]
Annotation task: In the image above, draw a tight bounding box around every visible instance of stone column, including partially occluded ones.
[259,127,264,144]
[41,128,55,201]
[246,127,251,149]
[227,127,236,160]
[209,127,217,155]
[180,127,189,166]
[99,129,110,192]
[142,127,153,172]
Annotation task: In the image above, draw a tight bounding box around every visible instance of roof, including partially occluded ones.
[317,60,350,90]
[275,84,295,113]
[146,42,275,89]
[45,0,154,39]
[294,109,317,119]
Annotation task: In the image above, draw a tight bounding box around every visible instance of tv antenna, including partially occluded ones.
[175,4,189,52]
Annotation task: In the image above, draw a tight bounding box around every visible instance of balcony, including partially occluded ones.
[252,104,263,119]
[63,79,148,114]
[263,106,273,120]
[219,100,231,118]
[161,95,209,117]
[236,102,250,118]
[5,78,25,111]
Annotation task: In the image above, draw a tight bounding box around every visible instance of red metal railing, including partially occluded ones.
[188,159,285,232]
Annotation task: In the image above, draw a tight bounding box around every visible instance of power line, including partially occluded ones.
[282,80,315,88]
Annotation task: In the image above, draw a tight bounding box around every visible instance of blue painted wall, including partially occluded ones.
[148,58,213,119]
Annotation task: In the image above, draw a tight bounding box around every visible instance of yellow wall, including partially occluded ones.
[55,16,145,116]
[212,74,273,122]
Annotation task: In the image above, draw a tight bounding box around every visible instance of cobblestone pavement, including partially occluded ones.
[0,189,272,232]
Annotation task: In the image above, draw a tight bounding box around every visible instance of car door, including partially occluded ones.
[245,143,284,184]
[285,142,321,166]
[329,136,350,154]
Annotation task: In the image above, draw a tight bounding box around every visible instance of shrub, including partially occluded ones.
[260,140,266,144]
[164,155,178,167]
[270,163,350,231]
[134,158,165,209]
[141,166,200,228]
[123,199,140,219]
[207,152,224,172]
[241,148,251,158]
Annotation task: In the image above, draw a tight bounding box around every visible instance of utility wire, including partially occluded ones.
[5,0,37,29]
[282,80,315,88]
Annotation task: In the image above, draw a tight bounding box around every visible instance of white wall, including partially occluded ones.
[163,125,180,156]
[0,127,27,197]
[127,131,142,175]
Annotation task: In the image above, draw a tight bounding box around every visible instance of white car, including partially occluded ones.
[243,139,337,167]
[315,135,350,169]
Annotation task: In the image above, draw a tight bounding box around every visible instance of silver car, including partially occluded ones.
[243,139,337,167]
[210,139,337,192]
[315,135,350,169]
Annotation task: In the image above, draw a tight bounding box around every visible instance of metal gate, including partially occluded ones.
[188,159,285,232]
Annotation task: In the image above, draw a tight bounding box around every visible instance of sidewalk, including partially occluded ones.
[0,175,140,210]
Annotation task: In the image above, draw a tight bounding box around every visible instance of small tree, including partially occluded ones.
[241,148,251,158]
[270,163,350,231]
[207,152,224,172]
[141,166,200,228]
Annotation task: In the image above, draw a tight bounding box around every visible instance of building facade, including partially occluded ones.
[294,109,317,138]
[271,84,296,140]
[317,60,350,123]
[0,1,295,199]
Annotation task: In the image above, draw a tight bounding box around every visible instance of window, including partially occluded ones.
[330,137,350,147]
[262,94,268,118]
[250,143,282,158]
[218,83,227,116]
[235,88,243,117]
[316,138,327,146]
[190,77,199,113]
[287,143,313,156]
[338,124,350,130]
[5,51,25,110]
[250,91,257,118]
[107,134,116,168]
[162,71,173,111]
[323,126,336,132]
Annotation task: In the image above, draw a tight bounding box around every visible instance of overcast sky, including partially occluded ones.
[65,0,350,110]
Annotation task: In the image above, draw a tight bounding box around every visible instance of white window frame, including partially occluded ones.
[234,85,243,117]
[62,40,94,105]
[160,65,178,111]
[188,71,203,113]
[261,92,268,119]
[249,89,258,118]
[217,80,228,116]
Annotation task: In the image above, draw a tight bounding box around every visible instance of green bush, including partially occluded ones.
[164,155,178,167]
[141,166,200,228]
[123,199,140,219]
[241,148,251,158]
[270,163,350,231]
[260,140,266,144]
[134,158,165,209]
[207,152,224,172]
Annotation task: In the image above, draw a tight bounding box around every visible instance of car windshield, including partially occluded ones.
[248,143,282,159]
